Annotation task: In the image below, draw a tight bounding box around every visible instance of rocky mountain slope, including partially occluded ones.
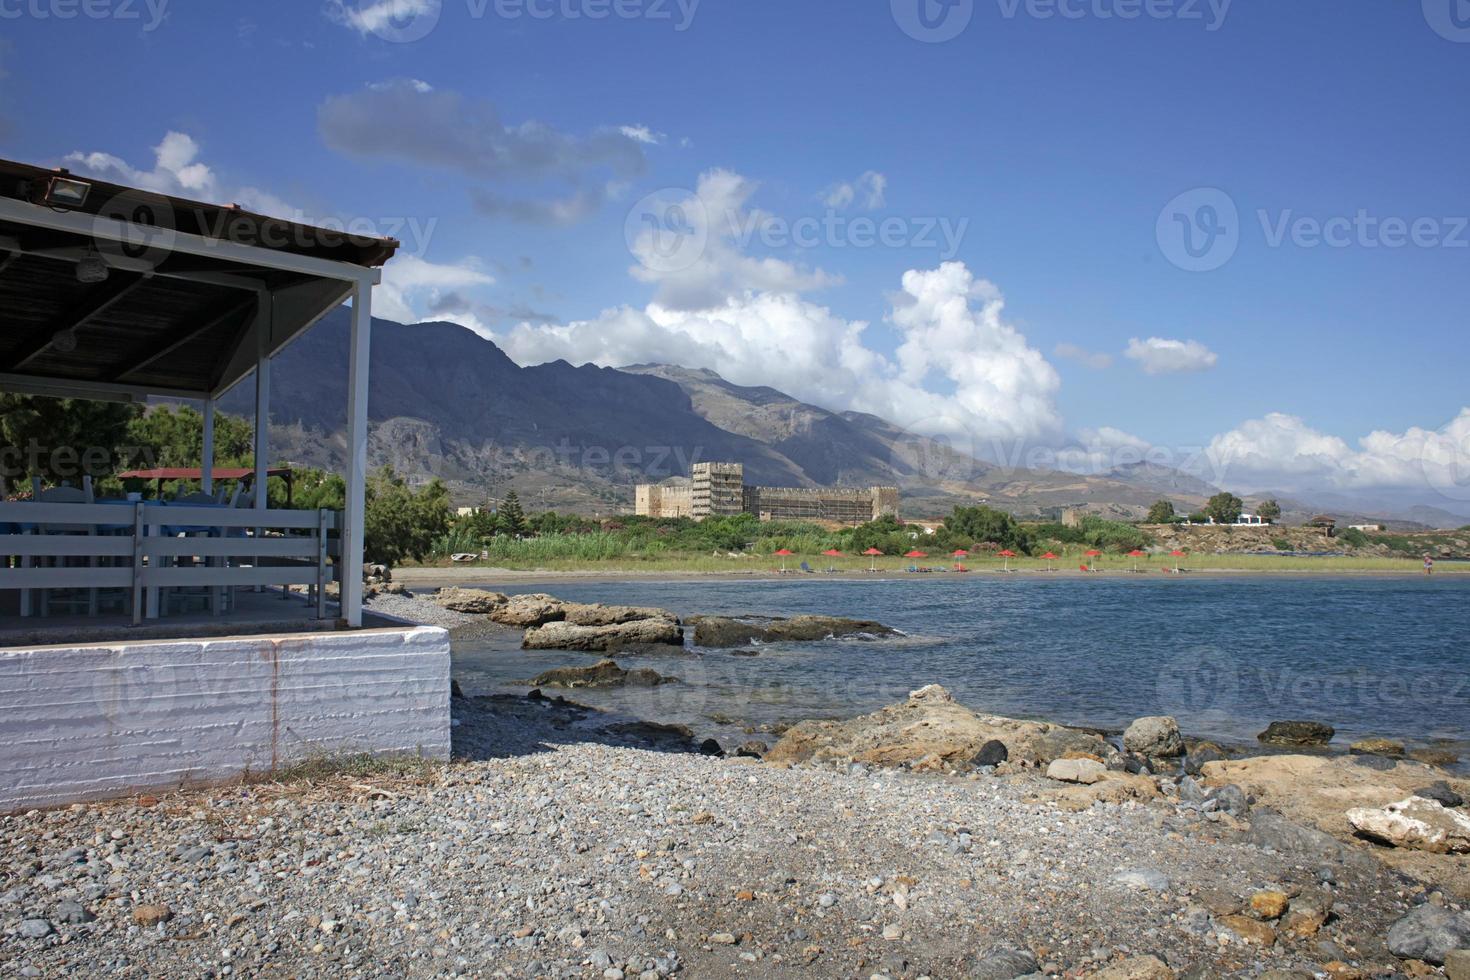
[230,308,1222,517]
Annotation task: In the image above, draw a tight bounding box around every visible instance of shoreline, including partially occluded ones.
[394,563,1470,588]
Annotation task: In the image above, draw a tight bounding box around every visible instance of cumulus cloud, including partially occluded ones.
[64,131,296,219]
[486,170,1063,446]
[1054,342,1114,370]
[317,79,646,183]
[824,171,887,211]
[1197,410,1470,500]
[375,254,496,327]
[1124,336,1219,375]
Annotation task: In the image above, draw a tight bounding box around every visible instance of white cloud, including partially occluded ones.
[1198,410,1470,500]
[375,254,496,329]
[64,131,296,219]
[1054,342,1114,370]
[1124,336,1219,375]
[619,125,665,145]
[487,170,1063,447]
[628,169,842,311]
[824,171,887,211]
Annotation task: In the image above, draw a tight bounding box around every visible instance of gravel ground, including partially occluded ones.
[0,691,1437,979]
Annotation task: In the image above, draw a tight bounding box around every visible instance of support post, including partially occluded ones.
[341,282,372,627]
[253,302,271,593]
[201,397,215,496]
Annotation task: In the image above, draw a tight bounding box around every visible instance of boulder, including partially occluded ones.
[1443,949,1470,980]
[527,659,674,689]
[1350,737,1405,757]
[1216,913,1276,946]
[433,587,509,615]
[495,593,571,627]
[972,740,1009,767]
[1047,758,1106,784]
[1249,889,1289,920]
[1346,797,1470,853]
[522,618,684,652]
[764,684,1112,771]
[1257,720,1335,746]
[1416,781,1465,808]
[1088,955,1176,979]
[1410,747,1462,768]
[1124,716,1184,758]
[1386,904,1470,965]
[688,614,899,648]
[602,720,699,751]
[1183,742,1226,775]
[970,946,1040,979]
[563,603,680,627]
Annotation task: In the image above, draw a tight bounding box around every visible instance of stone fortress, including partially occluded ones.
[636,462,900,526]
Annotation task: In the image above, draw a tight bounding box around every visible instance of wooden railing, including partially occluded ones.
[0,502,340,624]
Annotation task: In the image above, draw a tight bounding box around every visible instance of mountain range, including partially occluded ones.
[224,308,1456,527]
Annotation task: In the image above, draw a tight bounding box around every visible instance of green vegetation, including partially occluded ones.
[1338,527,1371,549]
[1257,499,1282,522]
[1029,514,1150,553]
[1145,499,1176,524]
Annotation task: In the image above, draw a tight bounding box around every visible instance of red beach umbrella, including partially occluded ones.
[774,547,793,572]
[1084,549,1102,572]
[952,549,970,557]
[1170,549,1187,573]
[904,549,927,559]
[1127,548,1147,573]
[997,549,1017,572]
[823,549,844,557]
[1041,551,1058,572]
[863,547,884,571]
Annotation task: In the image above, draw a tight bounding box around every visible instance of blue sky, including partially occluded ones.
[3,0,1469,508]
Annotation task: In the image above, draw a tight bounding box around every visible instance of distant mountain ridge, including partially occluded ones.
[224,308,1318,519]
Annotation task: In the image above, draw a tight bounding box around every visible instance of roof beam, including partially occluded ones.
[4,272,148,372]
[0,249,19,281]
[111,293,258,382]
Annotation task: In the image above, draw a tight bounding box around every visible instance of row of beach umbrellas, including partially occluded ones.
[771,546,1189,573]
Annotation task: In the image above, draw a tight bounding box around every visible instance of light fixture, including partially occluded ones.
[76,247,109,284]
[51,328,79,354]
[43,174,93,208]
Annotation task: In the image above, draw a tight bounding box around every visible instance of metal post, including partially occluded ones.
[253,301,271,592]
[201,397,215,496]
[316,508,329,620]
[131,501,145,626]
[341,282,372,628]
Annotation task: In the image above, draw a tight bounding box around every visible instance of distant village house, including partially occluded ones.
[636,462,899,526]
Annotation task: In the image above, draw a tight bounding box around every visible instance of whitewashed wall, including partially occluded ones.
[0,626,450,812]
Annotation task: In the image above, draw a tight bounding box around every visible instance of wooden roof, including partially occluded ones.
[0,158,398,399]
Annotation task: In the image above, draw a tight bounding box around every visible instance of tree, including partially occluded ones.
[1145,499,1176,524]
[1205,492,1244,524]
[498,490,527,537]
[362,467,452,567]
[0,393,140,494]
[944,505,1032,553]
[126,405,253,471]
[1257,499,1281,523]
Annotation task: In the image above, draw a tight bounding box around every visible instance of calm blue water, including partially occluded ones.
[449,576,1470,764]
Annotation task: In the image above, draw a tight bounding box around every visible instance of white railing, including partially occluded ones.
[0,502,340,625]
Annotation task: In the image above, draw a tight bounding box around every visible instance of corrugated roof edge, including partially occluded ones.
[0,158,399,269]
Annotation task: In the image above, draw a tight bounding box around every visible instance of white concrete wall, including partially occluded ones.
[0,626,450,813]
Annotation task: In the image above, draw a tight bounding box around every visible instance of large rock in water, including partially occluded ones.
[563,603,679,627]
[495,593,572,627]
[433,587,509,614]
[522,618,683,652]
[528,659,674,689]
[1257,720,1335,746]
[1346,796,1470,853]
[1123,716,1184,758]
[689,614,899,648]
[765,684,1113,770]
[1386,904,1470,964]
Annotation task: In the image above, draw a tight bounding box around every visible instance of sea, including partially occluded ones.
[448,575,1470,769]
